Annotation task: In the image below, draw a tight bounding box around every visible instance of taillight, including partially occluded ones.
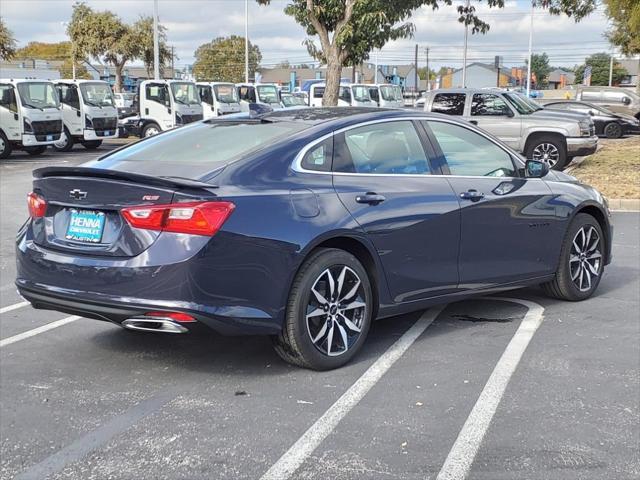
[121,201,234,236]
[27,192,47,218]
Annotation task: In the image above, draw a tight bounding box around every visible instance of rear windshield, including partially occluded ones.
[88,120,307,179]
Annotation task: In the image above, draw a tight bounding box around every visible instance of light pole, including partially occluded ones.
[245,0,249,83]
[608,54,614,87]
[526,1,534,96]
[425,47,430,92]
[153,0,160,80]
[461,0,470,88]
[61,21,76,80]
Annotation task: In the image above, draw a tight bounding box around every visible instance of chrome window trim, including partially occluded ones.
[290,115,525,178]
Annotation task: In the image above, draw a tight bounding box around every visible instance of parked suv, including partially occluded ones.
[576,86,640,120]
[423,88,597,170]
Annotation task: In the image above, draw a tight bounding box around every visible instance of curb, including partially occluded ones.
[608,198,640,212]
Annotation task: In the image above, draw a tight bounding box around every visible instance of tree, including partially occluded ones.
[603,0,640,93]
[134,16,174,78]
[192,36,262,83]
[0,16,17,60]
[257,0,597,106]
[67,3,170,92]
[574,52,627,86]
[528,52,551,86]
[15,41,91,79]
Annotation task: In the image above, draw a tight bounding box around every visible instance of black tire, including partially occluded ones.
[24,145,47,155]
[604,122,623,139]
[541,213,605,301]
[53,127,74,152]
[82,140,103,149]
[142,123,161,138]
[0,131,12,159]
[272,248,373,370]
[525,135,568,171]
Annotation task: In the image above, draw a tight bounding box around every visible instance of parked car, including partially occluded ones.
[423,88,598,170]
[544,100,640,138]
[16,108,612,370]
[575,86,640,120]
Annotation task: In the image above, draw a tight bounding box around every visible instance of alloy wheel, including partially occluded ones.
[532,143,560,167]
[570,225,602,292]
[305,265,366,357]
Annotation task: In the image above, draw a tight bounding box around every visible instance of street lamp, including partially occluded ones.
[245,0,249,83]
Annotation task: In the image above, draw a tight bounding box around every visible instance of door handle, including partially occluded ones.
[460,189,484,201]
[356,192,386,205]
[469,120,478,125]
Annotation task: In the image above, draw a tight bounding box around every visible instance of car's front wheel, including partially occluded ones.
[542,213,605,301]
[272,248,373,370]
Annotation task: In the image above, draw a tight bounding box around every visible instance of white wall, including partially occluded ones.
[451,65,500,89]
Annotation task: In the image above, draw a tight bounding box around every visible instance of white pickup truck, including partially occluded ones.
[0,79,63,158]
[423,88,598,170]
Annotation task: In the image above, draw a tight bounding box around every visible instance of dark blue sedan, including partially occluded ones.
[16,108,612,370]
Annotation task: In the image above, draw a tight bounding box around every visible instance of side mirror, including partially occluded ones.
[505,109,515,118]
[525,159,549,178]
[589,110,595,116]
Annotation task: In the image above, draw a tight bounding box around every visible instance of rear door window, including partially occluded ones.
[471,94,512,116]
[335,121,431,175]
[431,93,466,115]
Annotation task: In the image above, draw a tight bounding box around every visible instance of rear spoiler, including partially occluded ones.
[34,167,217,190]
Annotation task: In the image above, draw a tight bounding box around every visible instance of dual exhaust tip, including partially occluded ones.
[121,311,196,334]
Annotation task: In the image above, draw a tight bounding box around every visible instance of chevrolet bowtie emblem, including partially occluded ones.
[69,189,87,200]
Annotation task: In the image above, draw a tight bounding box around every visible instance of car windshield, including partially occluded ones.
[351,86,371,102]
[171,83,200,105]
[89,120,308,178]
[214,84,238,103]
[503,92,539,114]
[16,82,59,109]
[282,95,306,107]
[380,85,402,102]
[256,85,280,104]
[80,82,115,107]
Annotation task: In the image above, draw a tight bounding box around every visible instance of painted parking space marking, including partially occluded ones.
[260,305,447,480]
[0,315,81,348]
[0,301,29,315]
[435,297,545,480]
[13,387,179,480]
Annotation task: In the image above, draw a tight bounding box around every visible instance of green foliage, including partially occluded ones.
[574,52,627,86]
[529,52,551,85]
[134,16,174,78]
[417,66,436,81]
[67,2,171,91]
[0,16,17,60]
[15,41,91,79]
[193,35,262,83]
[603,0,639,56]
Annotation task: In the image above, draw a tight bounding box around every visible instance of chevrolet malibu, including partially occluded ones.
[16,108,612,370]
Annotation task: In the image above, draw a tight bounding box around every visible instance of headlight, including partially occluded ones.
[85,114,93,129]
[578,120,591,137]
[175,112,183,125]
[23,118,33,133]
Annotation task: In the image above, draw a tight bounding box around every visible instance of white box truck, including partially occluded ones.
[0,78,63,158]
[137,80,203,137]
[237,83,283,111]
[196,82,241,118]
[53,79,118,151]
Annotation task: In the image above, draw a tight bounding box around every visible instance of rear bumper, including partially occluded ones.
[566,135,598,157]
[16,280,278,336]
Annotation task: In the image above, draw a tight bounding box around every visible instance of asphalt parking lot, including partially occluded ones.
[1,143,638,480]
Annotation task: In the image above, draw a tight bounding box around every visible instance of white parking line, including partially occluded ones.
[0,301,30,315]
[0,316,81,348]
[435,297,545,480]
[260,305,447,480]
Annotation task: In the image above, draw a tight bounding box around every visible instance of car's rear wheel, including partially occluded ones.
[53,127,74,152]
[24,145,47,155]
[0,131,13,159]
[272,248,373,370]
[526,135,568,171]
[82,140,103,149]
[604,122,623,139]
[542,213,605,301]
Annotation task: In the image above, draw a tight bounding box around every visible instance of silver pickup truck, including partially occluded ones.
[423,88,598,170]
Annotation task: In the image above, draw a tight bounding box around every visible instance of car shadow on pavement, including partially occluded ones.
[85,297,530,377]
